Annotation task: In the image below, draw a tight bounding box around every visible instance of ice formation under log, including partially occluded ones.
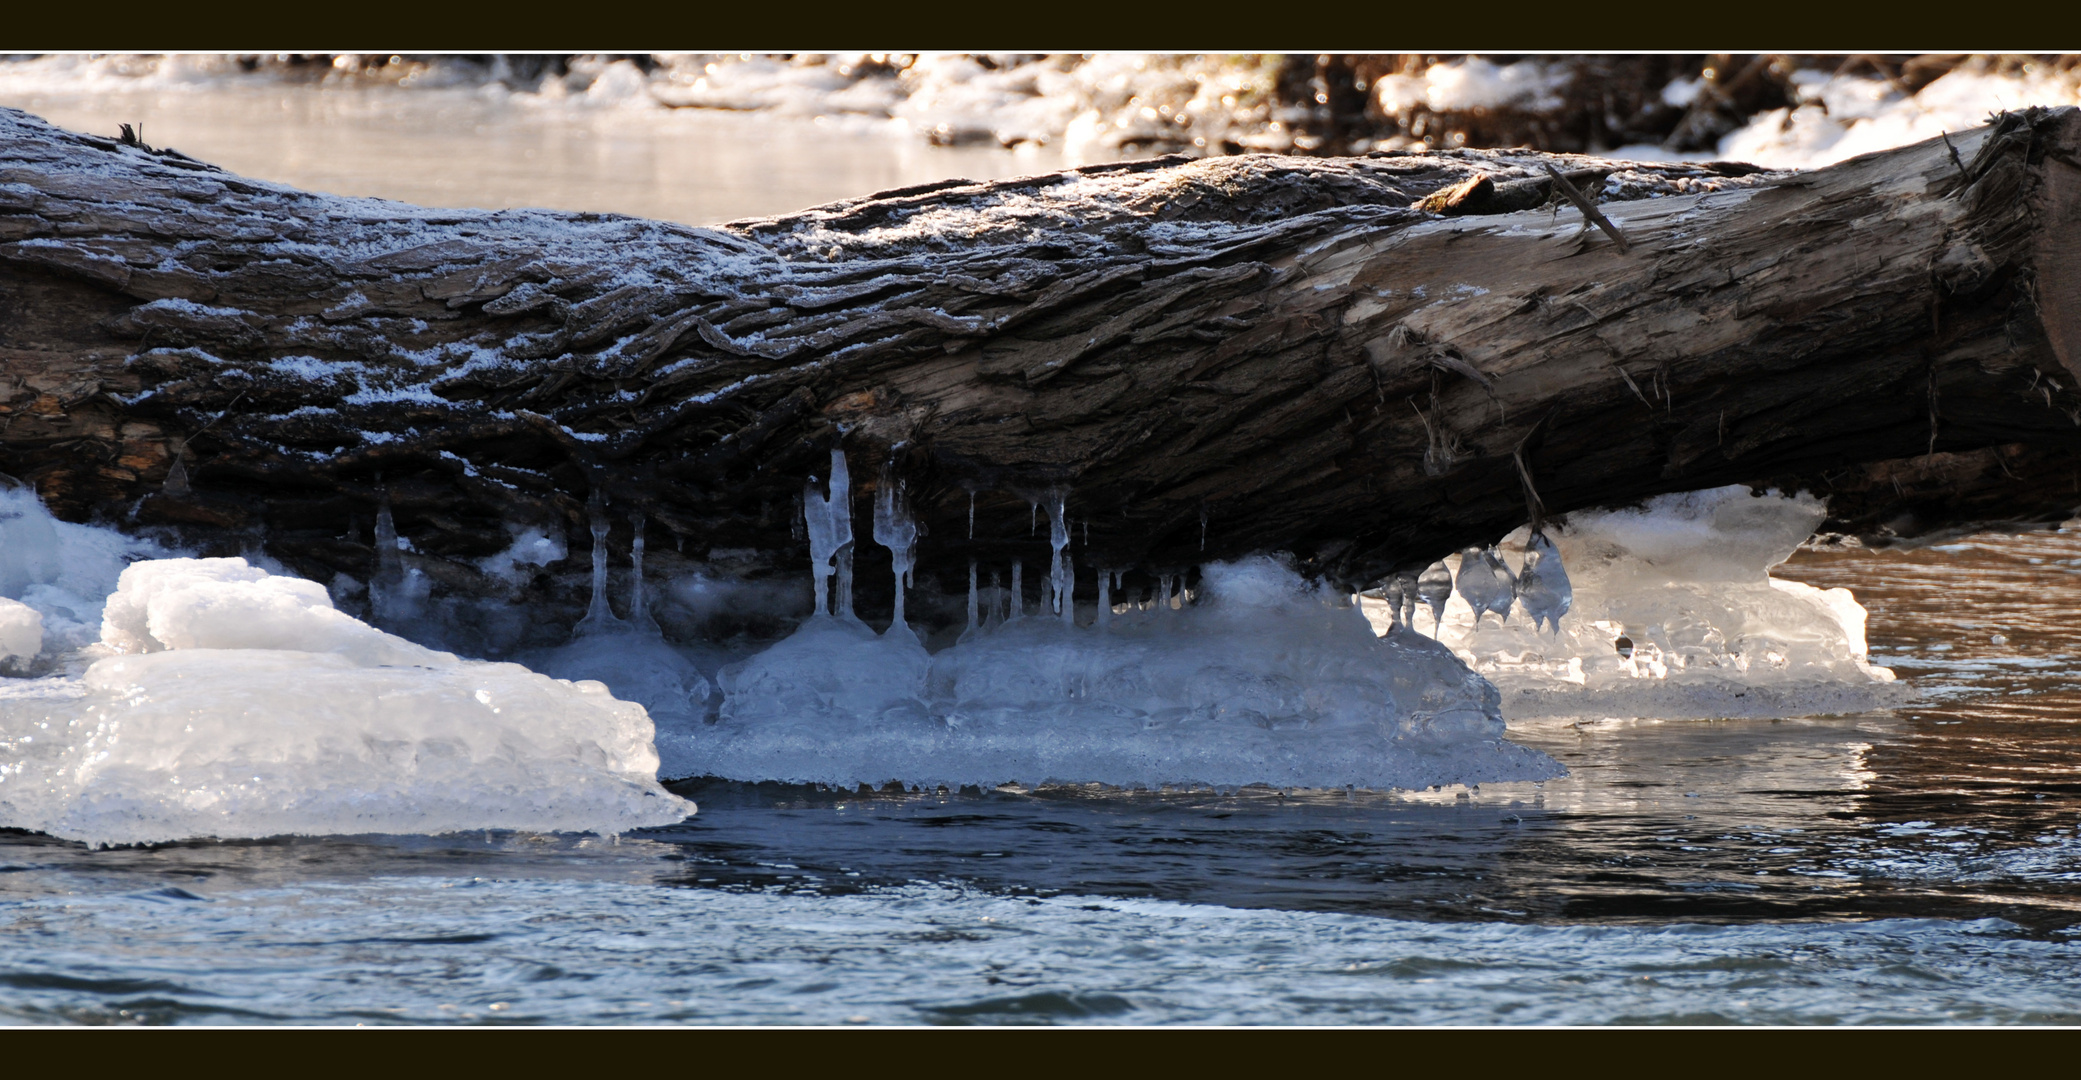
[691,555,1561,792]
[0,536,692,846]
[572,489,622,636]
[804,450,855,619]
[524,508,715,779]
[1515,532,1574,634]
[1363,486,1906,721]
[627,511,659,634]
[872,467,919,637]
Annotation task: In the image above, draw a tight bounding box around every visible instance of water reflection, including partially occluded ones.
[0,84,1066,224]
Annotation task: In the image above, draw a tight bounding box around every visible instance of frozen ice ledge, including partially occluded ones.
[0,474,1908,845]
[663,449,1559,791]
[691,557,1558,792]
[1367,485,1908,721]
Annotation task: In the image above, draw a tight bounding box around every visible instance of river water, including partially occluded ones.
[2,80,2080,1026]
[0,78,1065,225]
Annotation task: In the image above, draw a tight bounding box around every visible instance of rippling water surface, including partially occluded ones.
[5,532,2081,1024]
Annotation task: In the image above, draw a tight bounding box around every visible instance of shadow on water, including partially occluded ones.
[626,532,2081,935]
[646,745,2081,935]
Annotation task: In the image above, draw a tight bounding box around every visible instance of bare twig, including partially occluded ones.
[1512,408,1560,532]
[1542,164,1630,253]
[1941,129,1968,187]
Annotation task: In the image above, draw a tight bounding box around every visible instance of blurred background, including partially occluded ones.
[2,53,2076,223]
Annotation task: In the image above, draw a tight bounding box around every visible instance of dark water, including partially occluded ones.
[4,532,2081,1023]
[635,532,2081,933]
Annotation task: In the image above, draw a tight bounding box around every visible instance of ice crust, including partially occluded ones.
[1371,487,1907,721]
[0,554,693,847]
[688,556,1562,791]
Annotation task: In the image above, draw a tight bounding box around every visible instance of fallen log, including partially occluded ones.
[2,106,2079,633]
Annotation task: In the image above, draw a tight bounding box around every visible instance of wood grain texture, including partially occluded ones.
[2,106,2078,627]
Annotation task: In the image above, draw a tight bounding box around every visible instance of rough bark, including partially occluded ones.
[2,106,2079,630]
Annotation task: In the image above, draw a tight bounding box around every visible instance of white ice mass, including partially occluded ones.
[0,491,693,846]
[0,459,1914,846]
[1367,486,1907,721]
[691,554,1561,792]
[672,458,1560,791]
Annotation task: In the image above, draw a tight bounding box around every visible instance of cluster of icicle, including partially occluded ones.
[1378,534,1575,637]
[1383,487,1908,721]
[674,449,1562,793]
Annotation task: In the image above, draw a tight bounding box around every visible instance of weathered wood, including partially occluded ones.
[2,106,2079,630]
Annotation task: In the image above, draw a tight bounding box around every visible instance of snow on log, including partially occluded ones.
[2,106,2079,622]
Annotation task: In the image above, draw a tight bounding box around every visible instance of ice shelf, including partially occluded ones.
[1366,486,1908,720]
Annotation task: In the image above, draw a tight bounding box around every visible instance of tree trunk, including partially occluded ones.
[2,106,2079,630]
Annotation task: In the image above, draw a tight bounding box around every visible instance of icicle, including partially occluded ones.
[1395,569,1421,629]
[835,542,855,620]
[831,452,855,620]
[804,475,834,618]
[1047,491,1073,626]
[800,450,854,620]
[1199,505,1209,551]
[1518,531,1574,635]
[1455,546,1512,632]
[968,491,975,539]
[373,486,402,580]
[988,569,1004,627]
[162,446,189,495]
[1029,499,1038,535]
[1082,520,1088,546]
[1484,547,1519,623]
[1010,559,1024,619]
[872,465,918,636]
[574,487,621,635]
[966,559,979,635]
[370,483,403,624]
[1096,569,1112,632]
[627,510,658,635]
[1416,560,1453,636]
[1159,573,1175,614]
